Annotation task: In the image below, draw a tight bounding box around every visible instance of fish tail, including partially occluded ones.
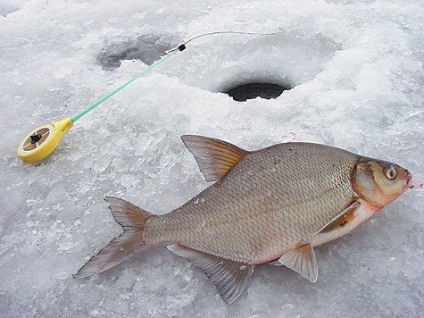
[74,196,152,278]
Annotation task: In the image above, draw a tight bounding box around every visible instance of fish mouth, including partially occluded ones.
[405,170,413,189]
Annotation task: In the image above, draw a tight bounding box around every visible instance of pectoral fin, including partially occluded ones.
[315,200,360,235]
[168,244,254,304]
[270,244,318,282]
[181,135,248,181]
[311,199,376,247]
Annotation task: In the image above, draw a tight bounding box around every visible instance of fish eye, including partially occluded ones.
[384,165,397,180]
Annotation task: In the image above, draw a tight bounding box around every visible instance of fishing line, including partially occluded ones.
[17,30,281,164]
[167,30,280,53]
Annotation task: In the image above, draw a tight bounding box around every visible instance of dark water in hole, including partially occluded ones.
[225,83,289,102]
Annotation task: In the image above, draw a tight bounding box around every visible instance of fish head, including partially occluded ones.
[352,158,412,210]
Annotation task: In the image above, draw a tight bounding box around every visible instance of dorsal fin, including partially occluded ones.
[181,135,248,182]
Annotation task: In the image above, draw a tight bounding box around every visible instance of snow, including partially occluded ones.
[1,0,423,317]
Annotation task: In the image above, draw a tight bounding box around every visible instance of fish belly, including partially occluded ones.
[144,143,358,264]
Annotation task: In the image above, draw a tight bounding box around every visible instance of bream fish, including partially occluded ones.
[75,135,412,304]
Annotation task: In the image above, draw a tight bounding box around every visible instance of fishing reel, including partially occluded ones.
[17,118,73,163]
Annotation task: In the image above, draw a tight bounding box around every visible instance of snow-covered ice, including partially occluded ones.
[1,0,423,317]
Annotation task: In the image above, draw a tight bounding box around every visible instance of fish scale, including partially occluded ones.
[143,142,358,264]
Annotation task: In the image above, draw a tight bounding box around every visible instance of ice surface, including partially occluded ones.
[1,0,423,317]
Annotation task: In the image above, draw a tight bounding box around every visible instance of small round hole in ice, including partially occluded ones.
[224,82,291,102]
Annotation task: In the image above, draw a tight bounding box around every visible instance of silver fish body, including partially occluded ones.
[75,135,412,304]
[144,142,358,264]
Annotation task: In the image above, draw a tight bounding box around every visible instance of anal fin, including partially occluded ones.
[271,244,318,283]
[168,244,254,304]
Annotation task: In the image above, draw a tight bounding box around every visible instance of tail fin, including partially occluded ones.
[74,196,152,278]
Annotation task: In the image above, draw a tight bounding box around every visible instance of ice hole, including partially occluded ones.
[98,34,178,70]
[158,33,341,94]
[98,33,341,100]
[224,82,291,101]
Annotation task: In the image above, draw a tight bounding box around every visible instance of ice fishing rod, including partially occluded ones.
[17,30,280,164]
[16,48,183,164]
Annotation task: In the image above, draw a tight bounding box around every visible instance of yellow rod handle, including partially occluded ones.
[17,118,73,164]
